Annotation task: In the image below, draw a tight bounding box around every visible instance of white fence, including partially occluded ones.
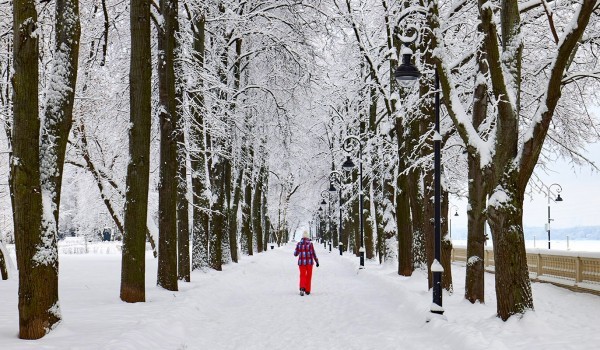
[452,246,600,295]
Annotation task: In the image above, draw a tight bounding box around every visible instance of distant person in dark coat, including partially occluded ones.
[294,231,319,296]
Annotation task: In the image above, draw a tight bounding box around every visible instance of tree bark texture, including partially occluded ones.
[209,160,225,271]
[262,174,269,250]
[364,184,374,260]
[487,172,533,320]
[465,150,487,303]
[408,167,426,268]
[0,246,7,280]
[242,176,253,255]
[228,166,243,262]
[157,0,179,291]
[423,169,434,290]
[465,37,488,303]
[188,10,210,271]
[11,0,47,338]
[441,189,453,292]
[380,174,396,262]
[121,0,152,303]
[253,160,266,253]
[395,121,413,276]
[40,0,81,246]
[12,0,61,338]
[176,119,190,282]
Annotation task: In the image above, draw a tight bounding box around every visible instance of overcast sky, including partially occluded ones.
[451,108,600,230]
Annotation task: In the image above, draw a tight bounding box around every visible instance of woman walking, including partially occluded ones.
[294,231,319,296]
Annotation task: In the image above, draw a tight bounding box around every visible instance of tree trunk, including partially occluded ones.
[188,10,210,271]
[395,120,413,276]
[176,123,190,282]
[253,160,266,253]
[173,6,189,282]
[363,186,374,259]
[209,160,225,271]
[379,170,395,261]
[12,0,60,338]
[156,0,179,291]
[465,151,486,302]
[40,0,81,248]
[262,173,269,250]
[121,0,152,303]
[222,157,232,265]
[0,246,7,280]
[487,172,533,320]
[408,167,426,268]
[242,176,253,255]
[465,35,488,303]
[423,169,434,290]
[441,189,453,292]
[228,165,243,262]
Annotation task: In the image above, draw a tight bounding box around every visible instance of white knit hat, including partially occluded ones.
[302,231,309,239]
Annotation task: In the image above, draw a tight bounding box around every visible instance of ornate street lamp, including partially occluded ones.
[342,135,365,268]
[547,183,564,249]
[321,190,331,251]
[394,37,444,316]
[330,170,344,256]
[394,46,422,87]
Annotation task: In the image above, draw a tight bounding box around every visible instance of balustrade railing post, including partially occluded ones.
[576,257,583,283]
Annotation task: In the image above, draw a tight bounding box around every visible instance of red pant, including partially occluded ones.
[299,264,314,293]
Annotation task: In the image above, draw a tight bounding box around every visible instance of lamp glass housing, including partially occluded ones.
[394,53,421,88]
[342,156,355,171]
[328,183,337,193]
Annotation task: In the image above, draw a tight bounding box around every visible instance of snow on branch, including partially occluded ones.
[519,0,598,181]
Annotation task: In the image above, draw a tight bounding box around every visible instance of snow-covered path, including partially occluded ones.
[1,242,600,349]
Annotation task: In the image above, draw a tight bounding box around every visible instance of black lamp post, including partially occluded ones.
[329,170,344,256]
[313,214,318,241]
[321,190,333,253]
[394,44,444,315]
[547,183,563,249]
[320,191,331,250]
[318,205,324,244]
[342,136,365,268]
[321,190,332,252]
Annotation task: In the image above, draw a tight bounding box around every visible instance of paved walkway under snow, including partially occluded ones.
[1,242,600,349]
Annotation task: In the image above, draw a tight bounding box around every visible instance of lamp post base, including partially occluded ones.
[425,310,447,323]
[359,249,365,268]
[339,243,343,256]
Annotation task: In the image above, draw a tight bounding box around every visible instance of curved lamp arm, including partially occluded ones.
[342,135,362,154]
[548,183,563,202]
[449,204,459,216]
[329,170,343,185]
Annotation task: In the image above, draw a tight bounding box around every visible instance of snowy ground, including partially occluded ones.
[1,243,600,349]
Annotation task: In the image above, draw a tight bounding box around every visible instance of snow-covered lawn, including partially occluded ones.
[1,243,599,349]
